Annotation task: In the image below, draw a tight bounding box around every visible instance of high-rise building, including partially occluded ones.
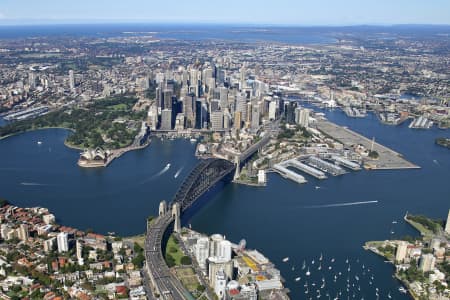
[76,240,84,265]
[234,111,242,130]
[194,237,210,269]
[235,93,247,121]
[160,109,172,130]
[69,70,75,91]
[18,224,29,242]
[211,111,224,131]
[183,94,196,128]
[219,87,228,110]
[268,101,277,121]
[44,237,56,252]
[28,72,36,89]
[395,241,408,262]
[250,104,260,131]
[419,253,436,272]
[445,209,450,234]
[217,240,232,261]
[57,232,69,253]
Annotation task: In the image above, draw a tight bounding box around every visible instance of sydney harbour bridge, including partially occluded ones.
[144,134,272,299]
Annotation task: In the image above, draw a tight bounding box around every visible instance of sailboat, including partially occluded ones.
[319,253,323,261]
[318,263,322,270]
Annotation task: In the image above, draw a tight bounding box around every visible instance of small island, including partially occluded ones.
[436,138,450,150]
[364,211,450,300]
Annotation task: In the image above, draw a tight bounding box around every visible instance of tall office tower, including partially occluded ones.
[175,113,185,130]
[298,108,310,128]
[419,253,436,272]
[235,93,247,121]
[268,101,277,120]
[156,87,162,109]
[219,87,228,110]
[163,89,173,109]
[28,72,36,89]
[203,68,214,82]
[160,109,172,130]
[444,209,450,234]
[147,104,158,130]
[194,237,210,269]
[211,111,224,131]
[57,232,69,253]
[69,70,75,91]
[246,102,252,125]
[172,203,181,233]
[285,101,298,124]
[216,68,226,85]
[210,99,221,112]
[223,110,231,130]
[76,240,84,265]
[195,100,204,129]
[251,104,260,130]
[214,269,227,299]
[234,111,242,130]
[240,63,247,89]
[18,224,29,242]
[183,94,196,128]
[395,241,408,262]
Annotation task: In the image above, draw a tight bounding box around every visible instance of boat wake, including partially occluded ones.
[20,182,51,186]
[174,166,184,179]
[304,200,379,209]
[138,163,172,184]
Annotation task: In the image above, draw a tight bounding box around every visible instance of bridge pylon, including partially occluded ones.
[158,200,167,216]
[172,203,181,233]
[233,156,241,181]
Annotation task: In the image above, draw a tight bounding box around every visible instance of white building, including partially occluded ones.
[268,101,277,120]
[217,240,232,262]
[57,232,69,253]
[211,111,224,131]
[194,237,210,269]
[76,240,84,265]
[160,109,172,130]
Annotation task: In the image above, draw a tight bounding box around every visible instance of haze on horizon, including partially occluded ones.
[0,0,449,26]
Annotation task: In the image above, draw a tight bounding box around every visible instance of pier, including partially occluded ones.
[272,163,308,184]
[307,156,346,176]
[285,159,327,179]
[330,155,361,171]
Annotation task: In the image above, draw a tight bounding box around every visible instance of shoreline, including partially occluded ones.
[0,126,151,168]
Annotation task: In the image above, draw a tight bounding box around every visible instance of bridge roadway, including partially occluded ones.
[144,133,276,299]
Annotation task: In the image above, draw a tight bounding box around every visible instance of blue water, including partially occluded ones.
[0,110,449,299]
[0,24,336,44]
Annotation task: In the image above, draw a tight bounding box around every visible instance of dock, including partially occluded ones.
[284,159,327,179]
[315,120,420,170]
[307,156,346,176]
[329,155,361,171]
[272,164,307,184]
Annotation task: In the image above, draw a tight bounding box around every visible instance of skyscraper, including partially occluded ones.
[160,109,172,130]
[69,70,75,91]
[57,232,69,253]
[183,94,196,128]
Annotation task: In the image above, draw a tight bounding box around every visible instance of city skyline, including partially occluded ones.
[0,0,450,26]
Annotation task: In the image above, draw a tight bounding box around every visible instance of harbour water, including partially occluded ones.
[0,109,449,299]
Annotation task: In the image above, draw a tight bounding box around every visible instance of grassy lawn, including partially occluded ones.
[126,234,145,249]
[165,235,184,266]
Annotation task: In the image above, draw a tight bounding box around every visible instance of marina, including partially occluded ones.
[409,116,434,129]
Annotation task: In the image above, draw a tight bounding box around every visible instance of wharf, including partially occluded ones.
[272,164,307,184]
[315,120,419,170]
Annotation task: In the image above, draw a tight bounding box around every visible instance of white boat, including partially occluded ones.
[190,138,197,143]
[331,258,335,263]
[302,260,306,270]
[392,220,398,224]
[388,292,392,299]
[319,253,323,261]
[37,141,42,145]
[282,257,289,263]
[312,259,315,265]
[295,277,301,282]
[306,267,311,276]
[398,286,407,294]
[318,263,322,270]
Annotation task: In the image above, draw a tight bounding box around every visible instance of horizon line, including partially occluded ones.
[0,20,450,27]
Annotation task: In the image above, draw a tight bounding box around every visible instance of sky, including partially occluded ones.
[0,0,449,26]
